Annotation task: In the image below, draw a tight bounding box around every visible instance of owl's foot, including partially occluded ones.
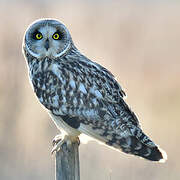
[52,134,62,147]
[51,134,80,154]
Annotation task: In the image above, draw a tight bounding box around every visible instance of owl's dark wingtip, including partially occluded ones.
[145,146,167,162]
[157,147,167,163]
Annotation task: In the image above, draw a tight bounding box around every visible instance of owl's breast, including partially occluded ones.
[30,68,64,112]
[28,58,114,122]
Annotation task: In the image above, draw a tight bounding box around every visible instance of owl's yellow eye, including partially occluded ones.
[52,33,60,40]
[35,33,43,40]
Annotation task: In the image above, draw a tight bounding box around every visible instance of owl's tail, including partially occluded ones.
[79,124,167,162]
[106,130,167,162]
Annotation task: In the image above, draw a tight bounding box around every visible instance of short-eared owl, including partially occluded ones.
[23,19,167,162]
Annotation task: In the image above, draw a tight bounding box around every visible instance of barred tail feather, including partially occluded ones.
[108,136,167,162]
[118,136,167,162]
[79,124,167,162]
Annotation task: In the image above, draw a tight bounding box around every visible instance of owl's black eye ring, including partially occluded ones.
[52,31,62,40]
[32,31,43,40]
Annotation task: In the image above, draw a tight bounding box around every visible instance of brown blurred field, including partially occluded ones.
[0,0,180,179]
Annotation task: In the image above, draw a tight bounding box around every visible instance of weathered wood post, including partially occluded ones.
[55,141,80,180]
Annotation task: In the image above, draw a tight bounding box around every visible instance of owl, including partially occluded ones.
[23,19,167,162]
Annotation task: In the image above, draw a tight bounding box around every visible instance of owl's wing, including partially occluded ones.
[76,60,165,161]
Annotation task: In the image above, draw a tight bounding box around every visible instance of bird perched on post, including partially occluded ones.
[22,18,167,162]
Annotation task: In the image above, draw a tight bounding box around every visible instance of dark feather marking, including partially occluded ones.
[59,115,80,129]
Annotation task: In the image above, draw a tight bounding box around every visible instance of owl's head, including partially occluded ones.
[23,19,72,59]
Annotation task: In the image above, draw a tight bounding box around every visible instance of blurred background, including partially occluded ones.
[0,0,180,179]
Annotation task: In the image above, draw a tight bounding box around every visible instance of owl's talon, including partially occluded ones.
[52,134,62,147]
[51,139,64,154]
[51,135,80,154]
[51,145,58,154]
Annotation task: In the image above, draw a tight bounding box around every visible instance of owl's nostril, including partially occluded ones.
[44,39,49,50]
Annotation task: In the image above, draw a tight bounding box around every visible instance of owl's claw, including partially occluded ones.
[51,134,80,154]
[52,134,62,147]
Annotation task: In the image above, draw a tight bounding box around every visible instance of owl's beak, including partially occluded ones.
[44,39,49,50]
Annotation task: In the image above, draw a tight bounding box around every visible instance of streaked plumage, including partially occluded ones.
[23,19,167,162]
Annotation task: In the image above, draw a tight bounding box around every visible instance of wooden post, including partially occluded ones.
[55,141,80,180]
